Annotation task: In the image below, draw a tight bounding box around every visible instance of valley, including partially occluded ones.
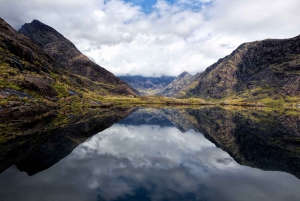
[0,17,299,119]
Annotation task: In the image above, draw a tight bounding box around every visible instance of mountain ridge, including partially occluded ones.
[19,19,138,96]
[181,35,300,102]
[0,18,139,117]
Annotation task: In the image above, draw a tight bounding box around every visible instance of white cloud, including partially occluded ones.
[1,0,300,76]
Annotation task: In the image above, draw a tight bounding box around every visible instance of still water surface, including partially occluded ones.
[0,107,300,201]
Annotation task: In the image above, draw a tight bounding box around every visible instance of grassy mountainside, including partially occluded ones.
[181,35,300,104]
[118,75,175,96]
[0,18,139,116]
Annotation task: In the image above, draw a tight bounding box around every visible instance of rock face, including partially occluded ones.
[118,75,176,96]
[19,19,138,96]
[159,71,199,97]
[183,35,300,99]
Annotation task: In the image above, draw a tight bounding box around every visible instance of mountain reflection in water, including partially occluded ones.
[0,107,300,201]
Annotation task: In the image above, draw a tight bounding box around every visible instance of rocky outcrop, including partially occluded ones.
[183,35,300,100]
[0,88,34,99]
[0,100,50,117]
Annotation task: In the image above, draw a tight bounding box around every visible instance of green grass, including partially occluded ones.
[0,81,21,90]
[53,82,69,97]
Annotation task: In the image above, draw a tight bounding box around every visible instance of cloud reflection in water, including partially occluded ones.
[1,124,300,201]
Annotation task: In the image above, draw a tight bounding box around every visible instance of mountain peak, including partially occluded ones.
[18,20,138,96]
[31,19,43,24]
[19,19,66,47]
[177,71,191,79]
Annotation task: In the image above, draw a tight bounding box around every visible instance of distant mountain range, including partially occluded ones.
[118,72,201,97]
[118,75,175,96]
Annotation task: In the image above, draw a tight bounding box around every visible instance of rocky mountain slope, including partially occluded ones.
[0,18,138,116]
[118,75,175,96]
[19,19,138,96]
[159,71,199,97]
[0,17,65,116]
[181,35,300,102]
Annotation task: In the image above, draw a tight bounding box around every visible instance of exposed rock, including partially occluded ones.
[0,88,34,99]
[21,74,58,97]
[0,101,50,117]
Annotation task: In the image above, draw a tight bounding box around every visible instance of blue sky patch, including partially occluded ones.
[122,0,206,13]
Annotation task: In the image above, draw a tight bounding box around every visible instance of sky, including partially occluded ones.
[1,0,300,76]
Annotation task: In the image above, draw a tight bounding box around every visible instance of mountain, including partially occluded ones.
[19,19,138,96]
[0,18,138,117]
[159,71,200,97]
[181,35,300,102]
[118,75,175,96]
[0,17,65,116]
